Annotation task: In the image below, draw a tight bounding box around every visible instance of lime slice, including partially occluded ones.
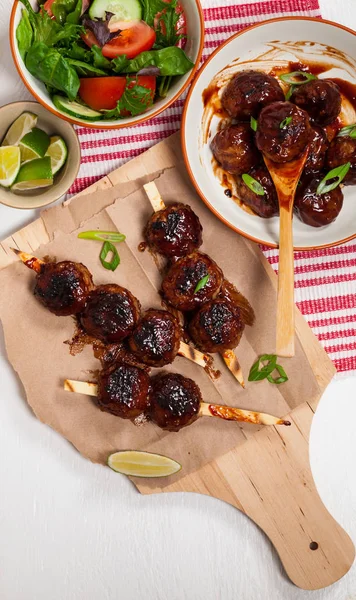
[0,146,21,188]
[45,136,68,175]
[19,128,50,163]
[2,112,38,147]
[107,450,182,478]
[12,156,53,191]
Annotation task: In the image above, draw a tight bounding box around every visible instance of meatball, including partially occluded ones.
[97,363,151,419]
[304,126,329,175]
[128,309,182,367]
[235,165,279,218]
[326,136,356,185]
[221,70,285,120]
[149,373,202,431]
[256,101,311,163]
[161,251,224,312]
[145,203,203,258]
[189,298,245,353]
[291,80,341,126]
[80,284,141,343]
[294,176,343,227]
[211,124,260,174]
[34,261,94,316]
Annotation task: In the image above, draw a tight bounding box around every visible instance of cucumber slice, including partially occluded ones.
[89,0,142,23]
[52,95,103,121]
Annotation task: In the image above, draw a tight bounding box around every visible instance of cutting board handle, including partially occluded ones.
[214,406,355,590]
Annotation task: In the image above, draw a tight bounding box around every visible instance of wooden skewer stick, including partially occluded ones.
[64,379,291,426]
[143,181,245,388]
[11,248,44,273]
[178,341,210,369]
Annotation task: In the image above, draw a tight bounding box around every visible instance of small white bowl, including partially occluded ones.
[10,0,204,130]
[182,17,356,250]
[0,101,81,209]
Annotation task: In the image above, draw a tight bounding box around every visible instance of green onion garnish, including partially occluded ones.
[250,116,258,132]
[280,116,292,129]
[242,173,265,196]
[100,241,120,271]
[316,163,351,195]
[337,123,356,138]
[194,274,209,294]
[267,364,289,384]
[285,85,296,101]
[248,354,277,382]
[279,71,317,85]
[78,230,126,243]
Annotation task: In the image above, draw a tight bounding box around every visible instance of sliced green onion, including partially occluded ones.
[248,354,277,382]
[316,162,351,195]
[279,71,317,85]
[78,230,126,243]
[242,173,265,196]
[267,364,289,384]
[285,85,296,101]
[337,123,356,138]
[250,116,258,132]
[280,116,292,129]
[100,241,120,271]
[194,274,209,294]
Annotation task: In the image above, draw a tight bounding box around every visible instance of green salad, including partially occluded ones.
[16,0,194,120]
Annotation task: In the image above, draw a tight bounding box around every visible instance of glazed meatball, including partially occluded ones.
[128,309,182,367]
[326,136,356,185]
[235,165,279,218]
[145,203,203,258]
[221,70,285,120]
[294,176,343,227]
[97,363,151,419]
[34,261,94,316]
[291,80,341,126]
[256,101,311,163]
[211,123,260,174]
[219,280,256,327]
[149,373,202,431]
[161,251,224,312]
[304,126,329,175]
[189,298,245,353]
[80,284,141,343]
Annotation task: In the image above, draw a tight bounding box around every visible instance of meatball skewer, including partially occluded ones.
[143,182,247,387]
[64,374,291,430]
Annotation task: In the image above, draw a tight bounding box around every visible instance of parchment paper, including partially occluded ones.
[0,149,320,484]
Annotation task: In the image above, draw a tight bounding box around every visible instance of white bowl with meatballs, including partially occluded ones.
[182,17,356,249]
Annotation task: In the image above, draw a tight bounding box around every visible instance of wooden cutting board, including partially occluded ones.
[0,132,354,591]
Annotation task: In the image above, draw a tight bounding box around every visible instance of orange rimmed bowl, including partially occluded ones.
[182,17,356,250]
[10,0,204,129]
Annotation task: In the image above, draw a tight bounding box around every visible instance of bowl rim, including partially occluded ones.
[0,100,81,209]
[181,16,356,251]
[10,0,205,130]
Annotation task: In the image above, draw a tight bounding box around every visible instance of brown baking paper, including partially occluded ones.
[0,134,320,484]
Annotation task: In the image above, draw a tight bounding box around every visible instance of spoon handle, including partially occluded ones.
[276,205,295,357]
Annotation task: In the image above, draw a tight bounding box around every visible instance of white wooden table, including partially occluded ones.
[1,1,356,599]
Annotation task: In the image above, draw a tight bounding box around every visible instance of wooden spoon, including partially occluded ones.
[264,147,309,357]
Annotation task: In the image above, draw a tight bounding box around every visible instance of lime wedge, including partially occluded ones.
[107,450,182,478]
[45,136,68,175]
[2,112,38,147]
[0,146,21,188]
[12,156,53,191]
[19,128,50,163]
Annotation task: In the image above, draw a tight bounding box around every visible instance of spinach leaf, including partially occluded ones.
[68,58,106,76]
[16,8,33,61]
[19,0,83,46]
[91,45,112,70]
[103,78,154,118]
[66,0,82,24]
[112,47,193,76]
[26,42,80,100]
[60,43,92,61]
[158,75,172,97]
[140,0,173,27]
[140,0,182,48]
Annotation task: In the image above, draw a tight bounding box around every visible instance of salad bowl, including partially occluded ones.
[10,0,204,128]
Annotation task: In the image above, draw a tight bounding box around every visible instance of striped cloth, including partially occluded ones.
[70,0,356,374]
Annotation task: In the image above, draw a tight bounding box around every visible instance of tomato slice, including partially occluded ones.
[78,76,156,111]
[82,20,156,60]
[43,0,55,18]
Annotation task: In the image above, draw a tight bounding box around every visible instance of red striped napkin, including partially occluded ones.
[70,0,356,374]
